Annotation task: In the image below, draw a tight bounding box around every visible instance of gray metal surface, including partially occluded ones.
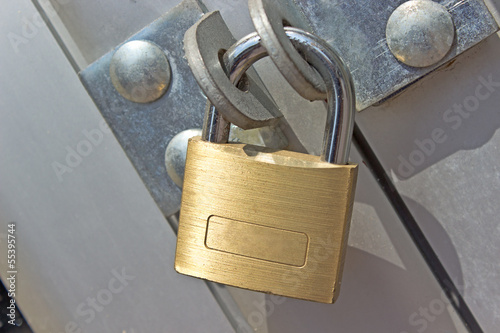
[79,0,209,217]
[0,0,234,332]
[295,0,498,110]
[356,28,500,331]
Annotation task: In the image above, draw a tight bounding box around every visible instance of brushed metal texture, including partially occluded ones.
[175,137,358,303]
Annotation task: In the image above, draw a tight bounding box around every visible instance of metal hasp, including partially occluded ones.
[289,0,498,110]
[79,0,208,217]
[184,11,282,129]
[249,0,327,101]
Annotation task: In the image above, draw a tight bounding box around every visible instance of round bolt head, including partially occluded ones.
[165,129,202,188]
[110,40,171,103]
[386,0,455,68]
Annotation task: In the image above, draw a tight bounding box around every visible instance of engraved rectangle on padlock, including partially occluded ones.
[175,137,357,303]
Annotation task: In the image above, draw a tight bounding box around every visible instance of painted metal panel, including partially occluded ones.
[0,1,233,332]
[356,31,500,331]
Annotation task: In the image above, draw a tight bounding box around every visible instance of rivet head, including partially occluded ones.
[386,0,455,68]
[110,40,171,103]
[165,129,203,188]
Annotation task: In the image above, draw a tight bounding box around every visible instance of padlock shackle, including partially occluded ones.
[204,27,355,164]
[287,28,355,164]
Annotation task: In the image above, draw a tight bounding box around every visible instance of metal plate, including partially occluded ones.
[79,0,209,217]
[183,11,282,128]
[295,0,498,110]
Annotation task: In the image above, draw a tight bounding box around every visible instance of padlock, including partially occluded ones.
[175,27,358,303]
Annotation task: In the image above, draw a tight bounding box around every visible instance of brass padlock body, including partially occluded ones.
[175,137,358,303]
